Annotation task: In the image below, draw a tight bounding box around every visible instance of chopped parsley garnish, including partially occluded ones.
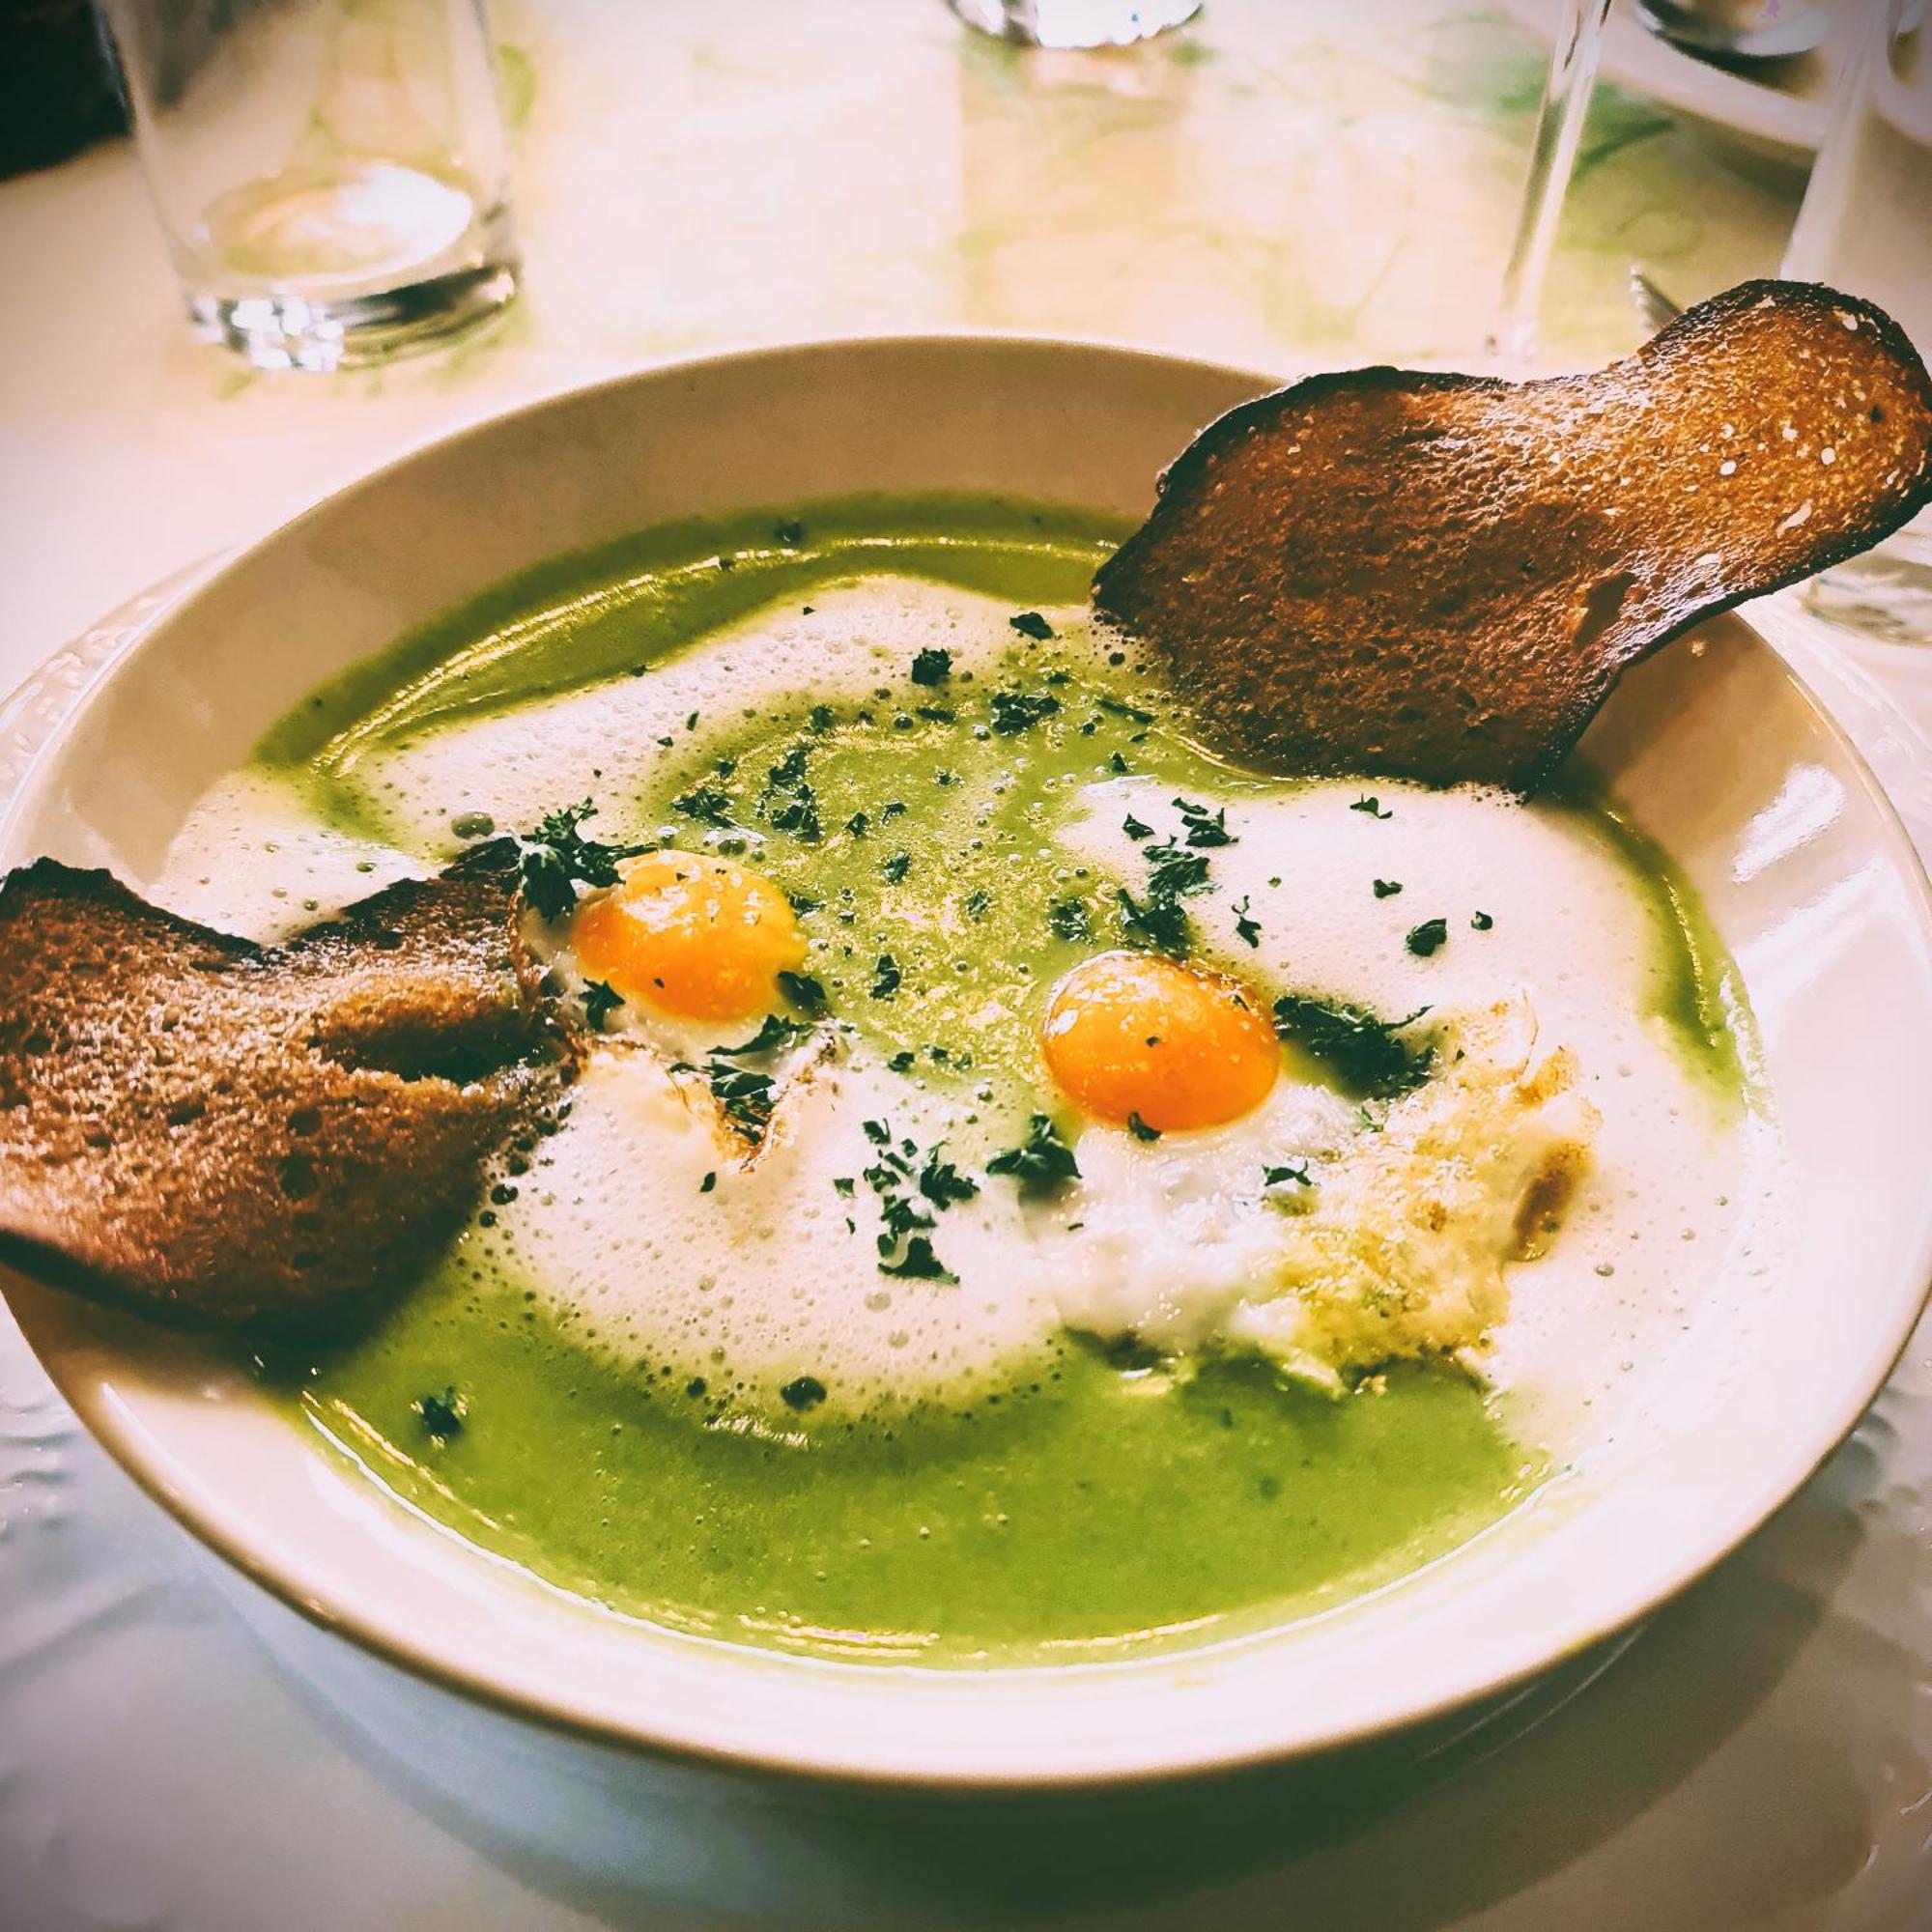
[413,1387,466,1441]
[1471,910,1494,930]
[881,850,912,884]
[878,1236,956,1282]
[1122,813,1154,840]
[1174,797,1235,847]
[987,1114,1081,1193]
[759,742,821,841]
[1143,838,1212,902]
[1108,751,1131,775]
[870,954,902,999]
[517,800,641,923]
[1118,887,1192,955]
[1406,918,1449,957]
[719,1012,810,1057]
[962,888,992,921]
[672,783,735,826]
[777,970,828,1014]
[692,1059,779,1140]
[1264,1161,1313,1189]
[699,1171,717,1194]
[990,689,1062,735]
[1232,896,1261,948]
[1009,611,1055,640]
[910,647,952,686]
[1350,795,1393,819]
[917,1147,980,1208]
[1126,1112,1161,1143]
[833,1176,856,1198]
[845,810,869,838]
[1373,878,1403,898]
[855,1119,971,1281]
[779,1375,826,1411]
[888,1049,917,1073]
[581,979,625,1031]
[1272,994,1433,1097]
[1049,898,1093,941]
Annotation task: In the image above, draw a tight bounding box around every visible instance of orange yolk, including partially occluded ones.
[1041,950,1279,1133]
[568,850,806,1023]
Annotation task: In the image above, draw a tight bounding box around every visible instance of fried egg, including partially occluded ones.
[157,579,1756,1430]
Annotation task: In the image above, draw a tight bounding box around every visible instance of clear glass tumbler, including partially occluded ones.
[947,0,1200,49]
[97,0,520,372]
[1782,0,1932,643]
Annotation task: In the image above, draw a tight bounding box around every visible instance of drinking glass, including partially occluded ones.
[96,0,520,372]
[1489,0,1615,364]
[1782,0,1932,643]
[947,0,1200,49]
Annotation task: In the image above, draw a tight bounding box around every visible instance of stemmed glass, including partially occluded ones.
[1488,0,1617,366]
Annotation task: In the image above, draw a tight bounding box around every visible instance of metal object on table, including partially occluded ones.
[94,0,522,373]
[1634,0,1830,62]
[947,0,1201,48]
[1628,266,1685,331]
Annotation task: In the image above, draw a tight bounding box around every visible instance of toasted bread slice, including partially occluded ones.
[1093,280,1932,790]
[0,840,566,1330]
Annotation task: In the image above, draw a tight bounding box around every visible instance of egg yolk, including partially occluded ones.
[1041,951,1279,1132]
[568,850,806,1022]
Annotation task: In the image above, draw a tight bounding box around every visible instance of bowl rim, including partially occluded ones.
[5,332,1932,1793]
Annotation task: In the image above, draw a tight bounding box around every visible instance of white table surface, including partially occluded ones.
[1,4,1927,1926]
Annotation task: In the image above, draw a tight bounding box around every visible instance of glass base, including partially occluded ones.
[185,256,519,373]
[1802,531,1932,648]
[948,0,1201,47]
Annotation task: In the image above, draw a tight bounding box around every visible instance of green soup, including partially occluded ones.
[247,495,1743,1663]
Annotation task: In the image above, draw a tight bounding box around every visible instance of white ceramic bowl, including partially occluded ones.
[3,338,1930,1790]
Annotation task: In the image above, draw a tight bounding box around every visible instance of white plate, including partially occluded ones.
[2,336,1929,1789]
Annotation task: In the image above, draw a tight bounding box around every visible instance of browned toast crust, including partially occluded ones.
[1093,280,1932,790]
[0,841,567,1330]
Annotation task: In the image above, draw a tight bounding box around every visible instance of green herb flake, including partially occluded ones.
[1233,896,1261,949]
[779,1375,827,1411]
[990,689,1062,735]
[1373,878,1403,898]
[1048,897,1093,941]
[1471,910,1494,930]
[881,850,912,884]
[1174,797,1235,847]
[1351,795,1393,819]
[987,1114,1081,1193]
[1272,994,1433,1097]
[1126,1112,1162,1143]
[517,799,641,923]
[413,1387,466,1441]
[870,954,903,999]
[777,970,828,1015]
[1009,611,1055,640]
[699,1171,718,1194]
[910,647,952,686]
[878,1236,957,1282]
[582,979,626,1032]
[1406,918,1449,957]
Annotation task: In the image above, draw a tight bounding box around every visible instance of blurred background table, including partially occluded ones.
[1,3,1926,1928]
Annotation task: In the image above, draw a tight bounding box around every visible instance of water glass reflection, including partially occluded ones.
[97,0,520,371]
